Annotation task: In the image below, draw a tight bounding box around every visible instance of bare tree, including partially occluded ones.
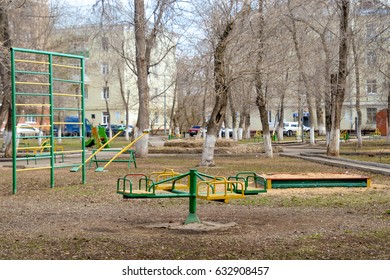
[351,27,363,148]
[286,0,316,145]
[286,0,338,140]
[253,0,273,157]
[327,0,350,157]
[0,1,12,157]
[200,12,235,166]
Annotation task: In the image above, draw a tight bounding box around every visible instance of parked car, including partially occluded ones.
[16,123,40,137]
[118,124,133,134]
[105,124,133,136]
[106,124,124,136]
[188,125,202,136]
[283,122,310,137]
[62,116,92,137]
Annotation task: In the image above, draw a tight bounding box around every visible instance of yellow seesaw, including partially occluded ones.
[70,130,123,172]
[94,130,149,172]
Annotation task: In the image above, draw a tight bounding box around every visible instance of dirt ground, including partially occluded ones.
[0,146,389,260]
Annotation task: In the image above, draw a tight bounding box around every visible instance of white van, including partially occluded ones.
[283,122,310,137]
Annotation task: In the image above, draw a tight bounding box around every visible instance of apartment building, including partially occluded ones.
[52,24,176,132]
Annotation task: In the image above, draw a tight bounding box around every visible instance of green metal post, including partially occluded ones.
[80,57,86,184]
[49,54,55,188]
[11,49,17,194]
[184,169,200,224]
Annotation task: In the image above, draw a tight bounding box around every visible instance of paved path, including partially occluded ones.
[279,143,390,176]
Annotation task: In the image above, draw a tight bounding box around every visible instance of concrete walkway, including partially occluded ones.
[279,143,390,176]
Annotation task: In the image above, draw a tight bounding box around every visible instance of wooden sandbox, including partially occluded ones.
[256,172,371,189]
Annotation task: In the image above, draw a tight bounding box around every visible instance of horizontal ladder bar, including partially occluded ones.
[54,163,82,168]
[16,166,51,172]
[17,145,51,150]
[15,92,51,97]
[53,122,82,125]
[52,78,82,84]
[16,81,50,86]
[12,47,84,59]
[16,135,47,140]
[53,108,82,111]
[16,103,50,107]
[16,124,51,128]
[14,59,49,65]
[54,136,83,139]
[52,63,82,69]
[15,70,50,75]
[57,150,83,154]
[53,93,82,97]
[16,114,51,118]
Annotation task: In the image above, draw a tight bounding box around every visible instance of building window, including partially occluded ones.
[366,108,377,124]
[101,63,109,75]
[102,112,109,125]
[367,51,376,66]
[366,79,377,94]
[26,116,37,123]
[102,86,109,99]
[102,37,109,51]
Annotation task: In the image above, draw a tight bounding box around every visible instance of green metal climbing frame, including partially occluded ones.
[11,48,86,194]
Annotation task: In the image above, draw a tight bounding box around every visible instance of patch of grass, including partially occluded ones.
[305,233,323,239]
[344,154,390,164]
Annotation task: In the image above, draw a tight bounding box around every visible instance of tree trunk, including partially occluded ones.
[245,113,251,140]
[327,0,350,157]
[385,62,390,143]
[297,94,303,141]
[222,111,228,140]
[254,0,273,158]
[276,87,285,142]
[196,78,209,140]
[200,20,234,166]
[238,109,244,141]
[103,80,112,138]
[0,4,13,158]
[200,87,229,166]
[288,1,315,145]
[316,99,326,136]
[134,0,149,157]
[228,93,237,141]
[256,84,273,157]
[169,77,178,139]
[240,104,251,140]
[387,63,390,143]
[351,31,363,148]
[323,44,332,145]
[118,66,131,141]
